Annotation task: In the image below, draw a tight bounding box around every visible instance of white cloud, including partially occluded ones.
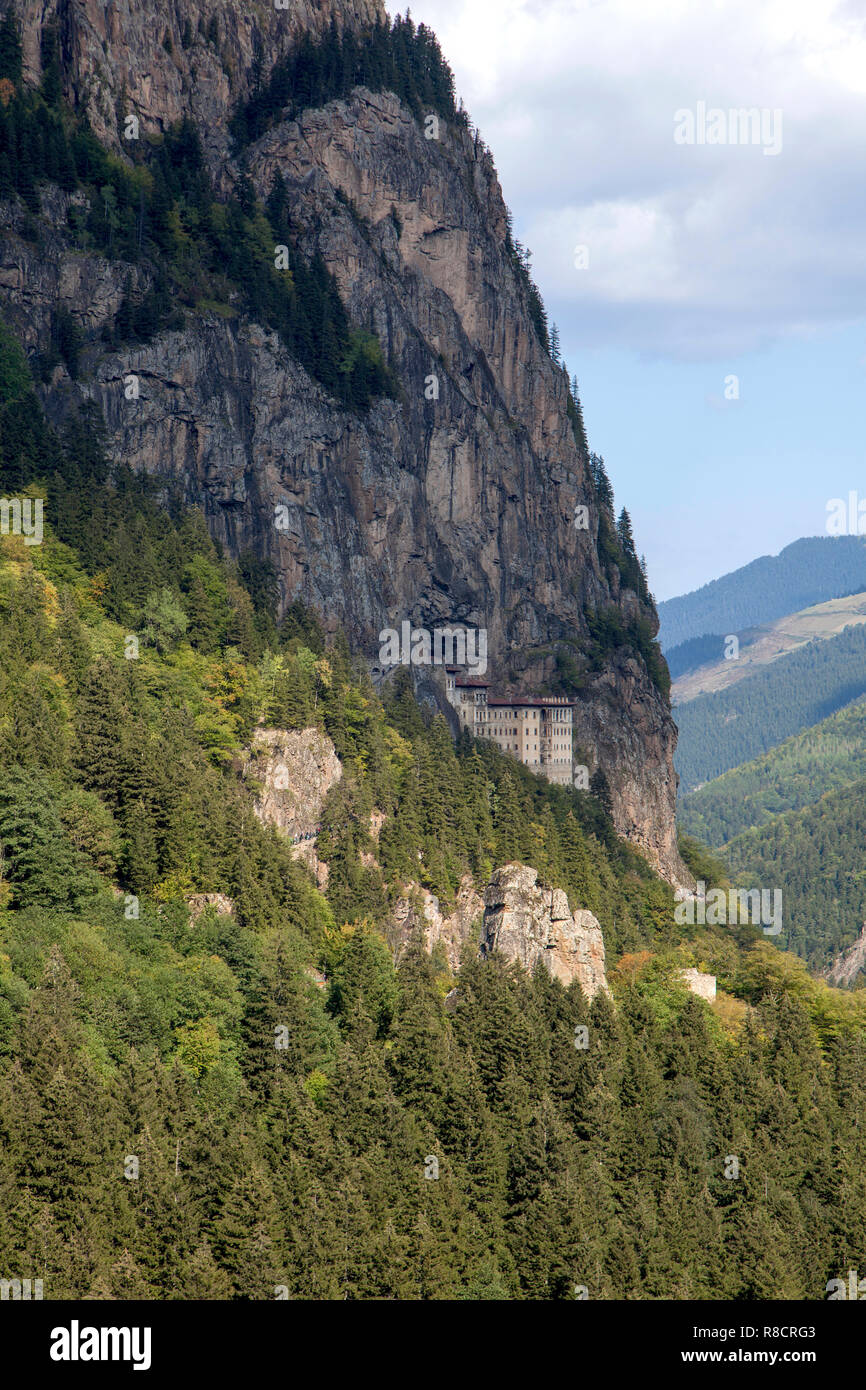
[390,0,866,358]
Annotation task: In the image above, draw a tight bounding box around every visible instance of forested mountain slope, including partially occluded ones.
[674,622,866,791]
[1,0,866,1304]
[1,327,866,1297]
[671,592,866,702]
[723,779,866,973]
[0,0,684,883]
[678,697,866,846]
[658,536,866,652]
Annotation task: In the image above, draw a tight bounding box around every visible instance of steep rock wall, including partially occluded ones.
[16,0,381,167]
[387,875,484,969]
[3,0,688,886]
[825,925,866,989]
[481,862,610,1000]
[241,725,340,888]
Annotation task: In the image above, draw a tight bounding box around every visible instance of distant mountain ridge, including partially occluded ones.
[670,539,866,984]
[671,591,866,703]
[659,536,866,651]
[724,776,866,971]
[674,620,866,790]
[678,695,866,846]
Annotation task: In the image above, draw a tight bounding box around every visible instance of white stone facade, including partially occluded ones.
[444,670,575,787]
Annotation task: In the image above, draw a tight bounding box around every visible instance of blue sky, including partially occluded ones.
[385,0,866,600]
[574,325,866,601]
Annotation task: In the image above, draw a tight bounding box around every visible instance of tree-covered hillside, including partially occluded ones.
[658,536,866,651]
[679,697,866,846]
[674,622,866,791]
[2,314,866,1298]
[666,630,760,681]
[723,778,866,973]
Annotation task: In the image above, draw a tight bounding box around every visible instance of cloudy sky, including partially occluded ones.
[386,0,866,599]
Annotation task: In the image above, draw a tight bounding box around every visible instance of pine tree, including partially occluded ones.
[569,375,589,457]
[387,937,449,1122]
[74,659,130,808]
[0,769,99,909]
[0,7,22,83]
[39,22,62,106]
[617,507,636,557]
[589,452,614,518]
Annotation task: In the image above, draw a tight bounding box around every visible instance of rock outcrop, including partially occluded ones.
[825,925,866,988]
[16,0,380,169]
[481,863,610,1000]
[2,0,689,888]
[387,862,610,1001]
[679,967,716,1002]
[244,726,341,836]
[186,892,236,923]
[242,726,341,888]
[387,874,484,970]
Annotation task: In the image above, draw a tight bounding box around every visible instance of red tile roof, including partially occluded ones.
[487,697,574,708]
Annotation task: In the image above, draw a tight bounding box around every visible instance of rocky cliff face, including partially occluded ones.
[3,0,687,887]
[238,731,608,997]
[679,967,716,1002]
[387,863,610,1000]
[386,875,485,971]
[241,725,341,888]
[825,925,866,989]
[482,863,610,1000]
[17,0,380,167]
[243,726,342,836]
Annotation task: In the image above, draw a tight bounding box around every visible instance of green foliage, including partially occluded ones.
[230,14,466,148]
[0,80,77,211]
[39,21,62,107]
[0,446,863,1303]
[679,695,866,846]
[503,215,548,353]
[585,604,670,699]
[326,922,398,1037]
[659,535,866,650]
[567,374,588,458]
[677,831,729,890]
[0,767,100,910]
[0,15,394,412]
[0,6,22,82]
[666,630,760,680]
[583,453,653,607]
[675,622,866,790]
[141,586,188,654]
[0,35,863,1302]
[722,774,866,971]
